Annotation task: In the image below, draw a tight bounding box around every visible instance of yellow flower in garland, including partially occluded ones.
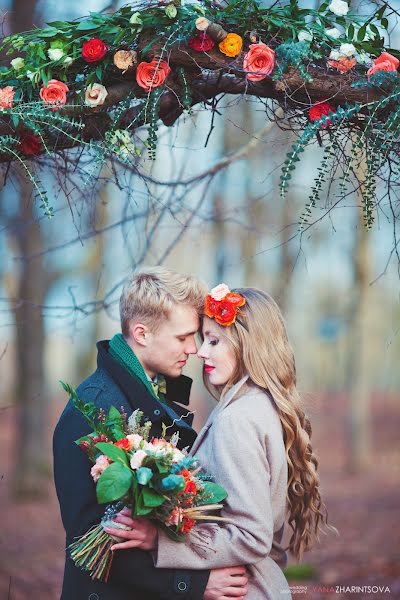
[218,33,243,58]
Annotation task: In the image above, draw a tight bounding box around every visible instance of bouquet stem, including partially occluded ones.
[68,524,115,582]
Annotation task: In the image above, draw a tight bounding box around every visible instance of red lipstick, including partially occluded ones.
[204,364,215,374]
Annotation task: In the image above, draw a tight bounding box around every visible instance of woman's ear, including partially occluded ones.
[129,322,148,347]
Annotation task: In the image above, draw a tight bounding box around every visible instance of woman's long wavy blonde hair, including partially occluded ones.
[204,287,331,560]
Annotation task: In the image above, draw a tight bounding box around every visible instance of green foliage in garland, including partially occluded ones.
[274,42,322,83]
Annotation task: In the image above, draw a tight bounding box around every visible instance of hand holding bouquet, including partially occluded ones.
[61,382,228,582]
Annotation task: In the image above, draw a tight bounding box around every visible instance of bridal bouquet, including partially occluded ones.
[61,382,228,582]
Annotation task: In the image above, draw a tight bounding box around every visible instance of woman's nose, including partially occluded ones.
[197,342,208,359]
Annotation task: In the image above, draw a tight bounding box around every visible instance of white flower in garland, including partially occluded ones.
[129,12,143,32]
[298,30,313,43]
[48,48,64,61]
[84,83,108,108]
[325,27,342,39]
[328,0,349,16]
[63,56,73,66]
[339,43,356,57]
[11,57,25,70]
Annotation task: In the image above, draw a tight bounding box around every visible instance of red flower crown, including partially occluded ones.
[204,284,246,327]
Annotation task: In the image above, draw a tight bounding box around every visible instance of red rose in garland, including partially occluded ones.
[19,129,43,156]
[309,100,334,129]
[82,38,108,62]
[188,33,215,52]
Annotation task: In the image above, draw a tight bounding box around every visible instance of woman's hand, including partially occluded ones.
[105,507,158,551]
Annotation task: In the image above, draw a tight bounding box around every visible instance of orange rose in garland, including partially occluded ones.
[218,33,243,57]
[136,58,171,92]
[367,51,399,80]
[243,43,275,82]
[40,79,69,111]
[82,38,108,62]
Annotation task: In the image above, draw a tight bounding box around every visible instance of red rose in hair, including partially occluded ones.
[19,129,43,156]
[215,301,237,326]
[309,100,334,129]
[82,38,108,62]
[181,517,196,534]
[188,33,215,52]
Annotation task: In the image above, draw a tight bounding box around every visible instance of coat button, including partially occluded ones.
[154,409,161,416]
[177,581,187,591]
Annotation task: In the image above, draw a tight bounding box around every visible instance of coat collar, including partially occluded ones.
[96,340,193,424]
[191,375,249,455]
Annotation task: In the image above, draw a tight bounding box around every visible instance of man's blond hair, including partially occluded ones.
[120,266,207,335]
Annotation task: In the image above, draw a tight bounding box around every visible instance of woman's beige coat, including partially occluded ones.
[155,376,292,599]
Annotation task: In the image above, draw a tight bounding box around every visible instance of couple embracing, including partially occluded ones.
[53,267,328,600]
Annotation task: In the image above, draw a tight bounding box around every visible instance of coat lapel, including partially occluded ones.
[190,375,249,455]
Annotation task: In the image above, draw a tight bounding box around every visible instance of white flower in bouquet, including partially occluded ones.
[130,449,147,470]
[298,30,313,43]
[328,0,349,16]
[126,433,143,449]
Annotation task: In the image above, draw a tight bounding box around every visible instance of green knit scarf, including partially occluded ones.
[108,333,158,400]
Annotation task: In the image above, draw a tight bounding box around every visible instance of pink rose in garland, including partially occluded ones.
[82,38,108,62]
[309,100,334,129]
[367,51,399,80]
[188,33,215,52]
[0,86,15,109]
[243,43,275,82]
[40,79,68,111]
[136,58,171,92]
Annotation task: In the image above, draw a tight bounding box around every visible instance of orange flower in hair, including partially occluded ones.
[204,284,245,327]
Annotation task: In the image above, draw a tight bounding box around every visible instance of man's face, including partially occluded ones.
[141,304,200,378]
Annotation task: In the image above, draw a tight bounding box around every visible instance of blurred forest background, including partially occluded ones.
[0,0,399,598]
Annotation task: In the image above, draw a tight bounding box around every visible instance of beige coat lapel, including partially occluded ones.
[191,375,249,455]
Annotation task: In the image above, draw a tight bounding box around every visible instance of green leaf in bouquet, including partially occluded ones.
[96,462,133,503]
[201,482,228,504]
[155,460,169,474]
[135,492,153,516]
[142,487,165,508]
[95,441,129,466]
[136,467,153,485]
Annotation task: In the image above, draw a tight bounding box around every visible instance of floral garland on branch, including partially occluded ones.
[0,0,399,224]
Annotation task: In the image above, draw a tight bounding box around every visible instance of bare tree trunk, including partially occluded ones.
[12,173,49,497]
[9,0,48,497]
[345,149,371,473]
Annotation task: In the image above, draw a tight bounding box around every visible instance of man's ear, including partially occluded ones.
[129,322,149,347]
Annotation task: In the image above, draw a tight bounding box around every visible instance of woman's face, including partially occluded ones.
[197,317,237,387]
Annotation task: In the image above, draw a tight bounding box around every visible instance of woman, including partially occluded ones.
[105,285,330,599]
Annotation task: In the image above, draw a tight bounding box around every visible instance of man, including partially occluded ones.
[53,267,248,600]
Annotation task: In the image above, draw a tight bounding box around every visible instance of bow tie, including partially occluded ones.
[150,375,167,399]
